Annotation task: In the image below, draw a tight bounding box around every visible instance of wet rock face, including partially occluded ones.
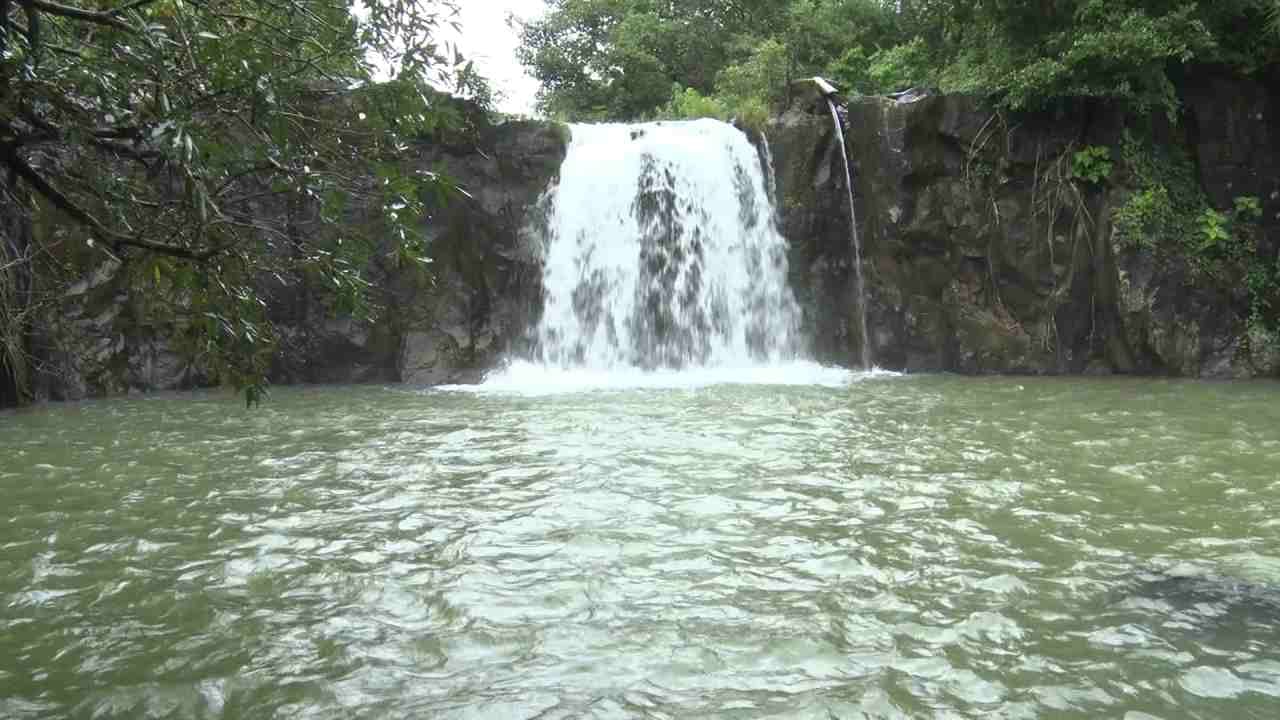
[391,120,568,386]
[768,70,1280,378]
[27,258,214,402]
[768,110,861,365]
[1181,71,1280,221]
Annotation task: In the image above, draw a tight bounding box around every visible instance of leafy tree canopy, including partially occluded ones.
[0,0,479,404]
[516,0,789,120]
[517,0,1280,122]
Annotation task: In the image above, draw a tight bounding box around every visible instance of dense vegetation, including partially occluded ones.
[519,0,1280,122]
[0,0,479,405]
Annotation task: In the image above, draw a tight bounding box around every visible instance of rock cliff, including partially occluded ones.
[769,68,1280,377]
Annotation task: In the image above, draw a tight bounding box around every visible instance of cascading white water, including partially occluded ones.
[825,98,873,370]
[470,118,866,393]
[534,119,801,371]
[761,131,780,213]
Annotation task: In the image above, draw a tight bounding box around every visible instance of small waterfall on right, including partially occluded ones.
[823,95,872,370]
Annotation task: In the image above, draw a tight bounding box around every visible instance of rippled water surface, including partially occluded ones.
[4,376,1280,719]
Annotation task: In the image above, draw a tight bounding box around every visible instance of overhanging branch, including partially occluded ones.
[24,0,164,35]
[2,143,222,261]
[31,0,131,31]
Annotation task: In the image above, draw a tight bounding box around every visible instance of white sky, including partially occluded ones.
[448,1,547,116]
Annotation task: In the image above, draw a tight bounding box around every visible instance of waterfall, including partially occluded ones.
[532,120,801,371]
[760,131,779,215]
[825,98,873,369]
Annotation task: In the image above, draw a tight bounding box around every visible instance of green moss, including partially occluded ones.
[1113,127,1279,333]
[1113,129,1203,252]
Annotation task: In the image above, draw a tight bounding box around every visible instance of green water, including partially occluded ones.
[2,376,1280,718]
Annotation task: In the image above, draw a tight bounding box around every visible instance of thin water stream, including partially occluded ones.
[825,98,872,370]
[3,377,1280,719]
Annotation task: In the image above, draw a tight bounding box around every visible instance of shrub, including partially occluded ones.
[1070,146,1113,185]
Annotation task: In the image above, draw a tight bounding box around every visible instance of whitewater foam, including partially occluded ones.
[448,361,899,396]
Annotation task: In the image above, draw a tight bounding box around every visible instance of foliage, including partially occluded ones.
[1113,130,1206,253]
[826,37,932,97]
[660,87,729,123]
[1233,195,1264,222]
[934,2,1214,116]
[866,38,932,94]
[0,0,476,405]
[517,0,788,121]
[519,1,1280,120]
[1114,186,1177,250]
[657,39,785,130]
[455,62,502,112]
[715,39,789,119]
[1070,146,1113,186]
[825,46,875,95]
[785,0,904,86]
[1210,197,1277,332]
[1113,128,1278,332]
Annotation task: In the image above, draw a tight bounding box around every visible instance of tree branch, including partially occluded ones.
[4,144,122,239]
[31,0,131,31]
[2,143,219,261]
[214,159,284,197]
[5,113,145,152]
